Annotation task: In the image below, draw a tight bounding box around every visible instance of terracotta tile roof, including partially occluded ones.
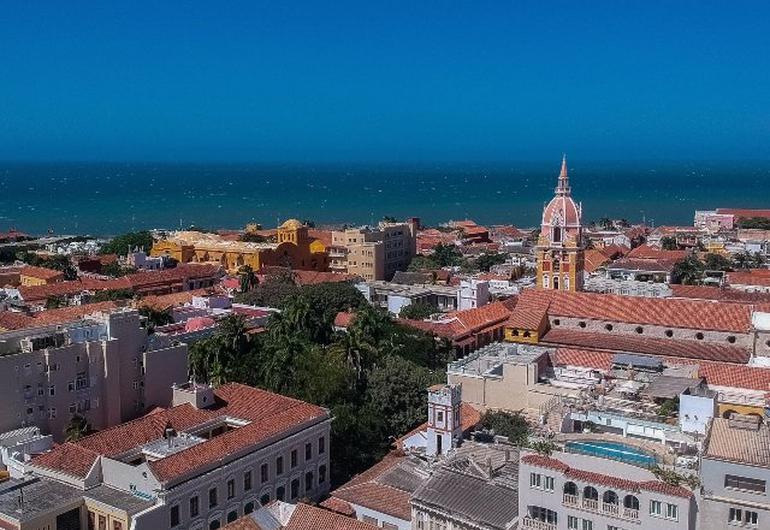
[599,244,631,259]
[583,249,610,273]
[125,264,222,289]
[400,300,514,340]
[505,289,551,330]
[334,311,355,328]
[19,266,65,281]
[292,270,359,285]
[727,270,770,287]
[670,285,770,303]
[550,348,615,371]
[703,417,770,467]
[511,288,754,333]
[607,257,678,273]
[32,302,119,327]
[717,208,770,220]
[308,229,333,248]
[522,454,692,498]
[32,383,329,485]
[329,453,413,521]
[541,328,751,363]
[551,346,770,393]
[137,288,213,311]
[284,503,379,530]
[626,244,687,261]
[0,311,36,331]
[222,516,263,530]
[30,442,100,479]
[319,497,356,517]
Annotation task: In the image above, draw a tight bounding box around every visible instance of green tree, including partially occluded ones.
[704,253,733,271]
[189,314,251,386]
[382,216,398,223]
[91,288,135,302]
[240,232,268,243]
[671,255,705,285]
[46,295,65,309]
[139,306,173,328]
[660,236,678,251]
[64,414,92,442]
[432,243,462,267]
[408,255,439,271]
[101,231,154,255]
[238,265,258,292]
[480,410,530,445]
[475,252,507,272]
[101,261,137,278]
[737,217,770,230]
[399,302,439,320]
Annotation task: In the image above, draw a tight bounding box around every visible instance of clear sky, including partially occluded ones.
[1,1,769,162]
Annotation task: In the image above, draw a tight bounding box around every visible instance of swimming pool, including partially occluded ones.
[565,440,657,467]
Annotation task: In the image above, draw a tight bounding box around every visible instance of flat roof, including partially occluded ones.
[0,478,82,523]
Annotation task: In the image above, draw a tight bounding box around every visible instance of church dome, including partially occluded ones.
[279,219,304,230]
[542,195,581,227]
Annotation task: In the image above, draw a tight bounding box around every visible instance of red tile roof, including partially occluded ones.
[308,229,333,248]
[400,300,515,340]
[137,288,213,311]
[607,258,678,272]
[551,347,770,393]
[30,442,100,479]
[334,311,355,329]
[521,454,692,498]
[510,288,754,333]
[32,383,329,485]
[583,249,610,273]
[282,503,378,530]
[292,270,359,285]
[717,208,770,220]
[599,244,631,259]
[670,285,770,304]
[626,244,687,261]
[0,302,120,331]
[20,266,65,281]
[0,311,36,330]
[727,270,770,288]
[541,328,750,364]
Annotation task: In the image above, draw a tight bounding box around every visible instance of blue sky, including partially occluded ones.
[1,1,768,162]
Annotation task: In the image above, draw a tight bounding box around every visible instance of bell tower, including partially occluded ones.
[536,155,585,292]
[426,384,462,457]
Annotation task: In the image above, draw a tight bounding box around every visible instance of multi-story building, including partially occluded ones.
[0,309,188,440]
[151,220,329,274]
[519,450,697,530]
[0,383,331,530]
[330,219,418,281]
[19,265,65,286]
[536,156,585,292]
[699,415,769,530]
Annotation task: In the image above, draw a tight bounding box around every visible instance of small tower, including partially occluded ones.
[536,155,585,291]
[426,384,462,457]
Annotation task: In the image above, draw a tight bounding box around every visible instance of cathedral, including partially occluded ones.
[536,155,585,291]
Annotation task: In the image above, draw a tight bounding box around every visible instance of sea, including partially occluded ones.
[0,161,769,236]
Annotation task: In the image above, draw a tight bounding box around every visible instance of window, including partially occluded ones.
[189,496,199,518]
[227,511,237,523]
[276,486,285,501]
[305,471,314,492]
[291,479,299,499]
[260,493,270,505]
[276,456,284,475]
[544,476,555,492]
[208,487,218,508]
[291,449,298,468]
[227,478,235,499]
[437,411,444,423]
[665,503,678,521]
[530,473,542,488]
[113,522,122,530]
[48,385,56,396]
[567,516,578,530]
[581,520,593,530]
[305,442,312,461]
[578,321,587,328]
[605,324,613,331]
[725,475,766,493]
[244,502,255,514]
[244,470,252,491]
[319,464,327,484]
[209,521,220,530]
[170,505,180,527]
[261,463,269,483]
[650,500,662,516]
[99,515,106,530]
[695,332,704,340]
[319,436,325,454]
[665,329,674,337]
[727,335,736,343]
[635,326,644,334]
[729,507,758,526]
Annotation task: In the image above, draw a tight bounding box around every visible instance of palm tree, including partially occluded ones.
[671,255,704,285]
[64,414,91,441]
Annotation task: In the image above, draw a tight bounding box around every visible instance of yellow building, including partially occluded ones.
[151,219,329,274]
[536,156,585,292]
[19,265,65,286]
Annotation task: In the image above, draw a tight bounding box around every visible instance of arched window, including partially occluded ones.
[727,336,736,344]
[605,324,613,331]
[523,331,531,338]
[583,486,598,500]
[624,495,640,510]
[635,326,644,334]
[553,227,562,243]
[603,490,619,504]
[563,482,578,496]
[665,329,674,338]
[578,321,587,328]
[244,502,255,514]
[695,332,704,340]
[209,520,221,530]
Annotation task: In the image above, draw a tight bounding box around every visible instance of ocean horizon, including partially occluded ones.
[1,160,769,237]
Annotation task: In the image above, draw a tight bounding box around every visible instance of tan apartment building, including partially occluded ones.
[0,309,188,441]
[330,219,418,281]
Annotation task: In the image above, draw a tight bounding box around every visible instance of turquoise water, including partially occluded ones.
[1,161,769,236]
[565,440,657,467]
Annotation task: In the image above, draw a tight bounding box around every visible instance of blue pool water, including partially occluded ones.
[565,440,657,468]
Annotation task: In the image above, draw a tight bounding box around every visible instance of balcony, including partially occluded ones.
[602,503,619,516]
[521,518,557,530]
[623,508,639,520]
[582,498,599,511]
[561,495,640,522]
[563,494,579,506]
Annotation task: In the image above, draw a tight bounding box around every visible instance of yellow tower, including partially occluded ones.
[536,155,585,291]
